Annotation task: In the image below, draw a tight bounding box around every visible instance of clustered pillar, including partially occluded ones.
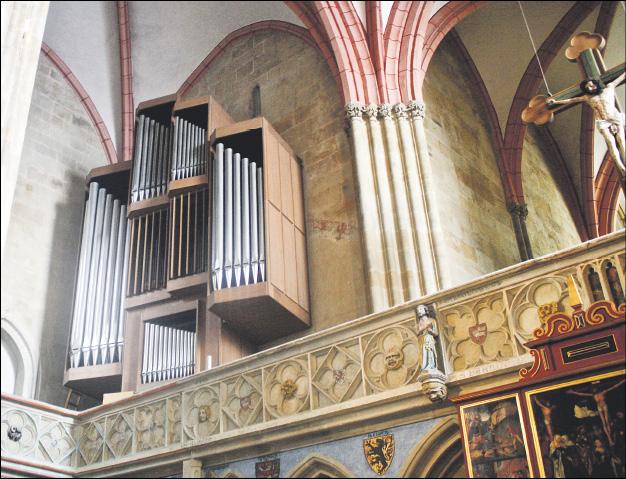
[345,101,443,312]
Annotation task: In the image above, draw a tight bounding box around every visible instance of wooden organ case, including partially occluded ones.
[64,95,311,400]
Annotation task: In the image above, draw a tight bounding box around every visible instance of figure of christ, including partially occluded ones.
[533,397,556,440]
[547,72,626,182]
[567,379,626,446]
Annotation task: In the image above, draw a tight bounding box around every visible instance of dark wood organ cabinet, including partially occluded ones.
[64,95,311,400]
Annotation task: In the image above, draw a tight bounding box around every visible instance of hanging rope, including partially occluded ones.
[517,1,553,96]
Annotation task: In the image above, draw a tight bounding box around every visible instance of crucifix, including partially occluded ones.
[522,32,626,183]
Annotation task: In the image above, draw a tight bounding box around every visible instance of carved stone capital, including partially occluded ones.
[392,103,408,119]
[363,103,379,120]
[378,103,392,119]
[345,102,364,119]
[418,369,448,402]
[407,100,426,120]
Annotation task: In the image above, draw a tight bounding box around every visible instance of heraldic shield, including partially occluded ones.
[363,434,394,475]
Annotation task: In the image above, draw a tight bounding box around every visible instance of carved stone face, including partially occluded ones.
[384,348,404,370]
[239,395,252,411]
[333,369,346,384]
[198,406,210,423]
[281,379,297,399]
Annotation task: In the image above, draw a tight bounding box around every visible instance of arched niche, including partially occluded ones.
[1,317,35,397]
[287,454,353,478]
[399,416,467,478]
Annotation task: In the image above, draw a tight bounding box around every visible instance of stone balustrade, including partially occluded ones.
[2,231,624,476]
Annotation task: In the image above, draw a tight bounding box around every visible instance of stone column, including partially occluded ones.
[379,103,420,299]
[182,458,203,478]
[1,1,50,262]
[508,202,533,261]
[345,103,389,312]
[395,103,439,296]
[406,101,443,292]
[363,104,404,305]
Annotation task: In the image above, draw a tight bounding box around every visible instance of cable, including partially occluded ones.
[518,1,553,96]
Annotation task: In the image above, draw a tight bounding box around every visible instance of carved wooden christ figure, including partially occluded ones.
[548,74,625,179]
[522,32,626,184]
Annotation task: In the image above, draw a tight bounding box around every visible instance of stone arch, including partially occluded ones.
[40,42,118,165]
[595,153,622,236]
[177,20,320,98]
[399,416,466,478]
[287,454,353,478]
[1,317,35,398]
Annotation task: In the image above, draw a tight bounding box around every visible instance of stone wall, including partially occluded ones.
[183,30,368,337]
[422,37,519,287]
[1,54,107,406]
[522,127,582,257]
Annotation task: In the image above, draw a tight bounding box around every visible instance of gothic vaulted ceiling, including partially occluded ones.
[41,1,625,215]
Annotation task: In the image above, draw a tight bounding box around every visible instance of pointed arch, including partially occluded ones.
[416,1,486,98]
[502,2,597,203]
[40,43,118,165]
[287,454,353,478]
[177,20,319,98]
[595,154,623,236]
[384,1,411,104]
[365,1,388,103]
[399,416,466,478]
[1,317,36,398]
[398,1,434,102]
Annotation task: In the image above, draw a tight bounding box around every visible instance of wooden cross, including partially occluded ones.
[522,31,625,125]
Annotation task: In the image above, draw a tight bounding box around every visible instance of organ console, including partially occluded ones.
[64,95,311,400]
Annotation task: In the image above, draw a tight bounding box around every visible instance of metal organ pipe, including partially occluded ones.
[233,153,242,287]
[242,157,250,285]
[211,144,265,291]
[69,185,130,368]
[250,162,259,284]
[257,168,265,282]
[140,323,196,384]
[213,143,224,290]
[224,148,234,288]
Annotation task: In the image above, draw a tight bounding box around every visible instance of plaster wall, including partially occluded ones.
[1,54,107,406]
[183,30,368,337]
[422,37,520,287]
[522,127,582,257]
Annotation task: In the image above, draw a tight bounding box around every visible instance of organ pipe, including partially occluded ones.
[69,184,129,368]
[170,117,207,181]
[141,322,196,384]
[211,144,265,291]
[130,115,172,202]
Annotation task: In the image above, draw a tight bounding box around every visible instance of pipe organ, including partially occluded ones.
[65,95,310,400]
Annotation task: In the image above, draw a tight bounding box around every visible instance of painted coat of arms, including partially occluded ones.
[255,458,280,478]
[363,433,394,475]
[469,323,488,345]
